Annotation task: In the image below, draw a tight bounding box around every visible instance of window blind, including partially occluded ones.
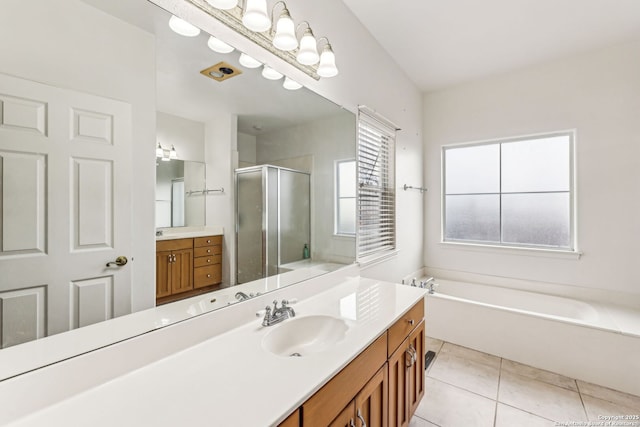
[357,107,397,260]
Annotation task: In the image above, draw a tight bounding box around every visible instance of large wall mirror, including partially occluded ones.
[0,0,355,376]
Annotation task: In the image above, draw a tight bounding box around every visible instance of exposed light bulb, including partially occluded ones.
[205,0,238,10]
[272,11,297,51]
[262,65,283,80]
[207,36,234,54]
[296,28,319,65]
[242,0,270,32]
[317,45,339,78]
[283,77,302,90]
[168,15,200,37]
[238,53,262,69]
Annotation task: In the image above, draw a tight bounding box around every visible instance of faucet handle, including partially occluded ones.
[281,298,298,306]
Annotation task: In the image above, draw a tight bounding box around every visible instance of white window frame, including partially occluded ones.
[441,130,579,256]
[334,158,356,237]
[356,106,398,263]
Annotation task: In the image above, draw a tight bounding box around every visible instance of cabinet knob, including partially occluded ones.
[207,239,211,243]
[407,319,415,326]
[207,249,211,253]
[207,274,211,278]
[207,259,211,263]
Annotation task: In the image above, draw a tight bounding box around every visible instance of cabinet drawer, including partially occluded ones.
[156,238,193,252]
[303,333,387,426]
[194,264,221,288]
[194,245,222,257]
[194,254,221,268]
[388,300,424,357]
[194,235,222,248]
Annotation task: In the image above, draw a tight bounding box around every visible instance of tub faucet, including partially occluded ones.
[420,277,438,294]
[261,300,296,327]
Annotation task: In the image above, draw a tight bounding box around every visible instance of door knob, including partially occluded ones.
[106,256,128,267]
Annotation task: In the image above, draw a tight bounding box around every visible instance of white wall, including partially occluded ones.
[423,40,640,296]
[0,0,157,312]
[237,132,257,168]
[153,0,424,284]
[156,111,205,161]
[257,113,357,264]
[204,114,238,286]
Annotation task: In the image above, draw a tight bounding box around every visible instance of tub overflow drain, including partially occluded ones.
[290,352,302,357]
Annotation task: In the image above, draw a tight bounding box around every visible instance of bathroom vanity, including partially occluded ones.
[155,229,223,304]
[0,269,426,426]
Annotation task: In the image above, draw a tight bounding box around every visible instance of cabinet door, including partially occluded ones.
[355,364,388,427]
[407,321,425,418]
[329,401,356,427]
[388,342,409,427]
[155,250,172,298]
[171,248,193,294]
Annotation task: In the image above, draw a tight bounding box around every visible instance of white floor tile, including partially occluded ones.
[577,380,640,410]
[439,343,501,369]
[415,377,496,427]
[495,403,557,427]
[428,351,500,399]
[501,359,578,392]
[582,394,640,421]
[409,415,439,427]
[498,371,587,422]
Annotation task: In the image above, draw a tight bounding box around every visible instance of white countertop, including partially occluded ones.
[155,226,223,240]
[4,278,425,427]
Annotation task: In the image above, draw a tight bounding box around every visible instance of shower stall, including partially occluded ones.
[235,165,311,284]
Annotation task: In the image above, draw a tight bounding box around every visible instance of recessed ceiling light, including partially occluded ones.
[168,15,200,37]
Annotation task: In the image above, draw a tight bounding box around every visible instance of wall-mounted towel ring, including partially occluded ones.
[403,184,427,194]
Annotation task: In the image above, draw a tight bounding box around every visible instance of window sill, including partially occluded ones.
[333,233,356,240]
[439,241,582,260]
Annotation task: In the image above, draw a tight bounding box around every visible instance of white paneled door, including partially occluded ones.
[0,74,132,349]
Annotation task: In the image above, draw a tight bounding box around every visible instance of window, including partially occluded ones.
[357,107,397,260]
[335,159,356,236]
[443,131,575,251]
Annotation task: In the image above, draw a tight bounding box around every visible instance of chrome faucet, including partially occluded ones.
[261,299,296,327]
[420,277,437,294]
[235,291,250,301]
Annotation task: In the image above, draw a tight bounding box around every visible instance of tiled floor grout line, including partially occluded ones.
[575,380,590,421]
[492,358,503,427]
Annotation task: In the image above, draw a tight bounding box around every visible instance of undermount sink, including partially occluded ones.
[262,315,348,357]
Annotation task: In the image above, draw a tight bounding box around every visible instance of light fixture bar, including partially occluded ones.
[185,0,320,80]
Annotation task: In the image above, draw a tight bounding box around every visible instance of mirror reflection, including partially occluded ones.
[0,0,355,361]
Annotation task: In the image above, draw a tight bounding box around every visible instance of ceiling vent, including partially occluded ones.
[200,61,242,82]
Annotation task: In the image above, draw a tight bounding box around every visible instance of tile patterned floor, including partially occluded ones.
[409,338,640,427]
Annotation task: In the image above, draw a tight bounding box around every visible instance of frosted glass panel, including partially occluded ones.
[445,195,500,242]
[445,144,499,194]
[338,161,356,198]
[502,193,570,247]
[502,136,570,192]
[338,199,356,234]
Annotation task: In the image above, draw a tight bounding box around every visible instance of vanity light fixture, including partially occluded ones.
[156,142,164,158]
[262,65,283,80]
[282,77,302,90]
[169,145,178,160]
[316,37,339,78]
[271,2,297,51]
[296,22,319,66]
[205,0,238,10]
[156,142,178,161]
[168,15,201,37]
[242,0,271,32]
[238,53,262,68]
[207,35,235,53]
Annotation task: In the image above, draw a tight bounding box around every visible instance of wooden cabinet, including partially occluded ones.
[285,300,425,427]
[156,235,222,304]
[388,302,425,427]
